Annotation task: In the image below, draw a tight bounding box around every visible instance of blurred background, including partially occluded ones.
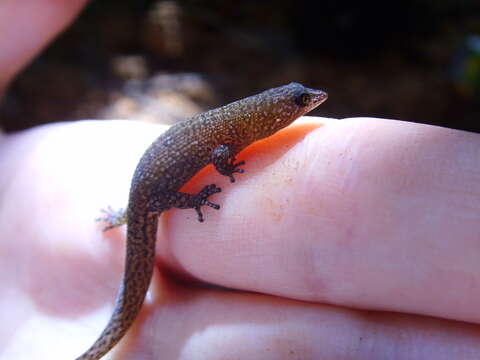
[1,0,480,132]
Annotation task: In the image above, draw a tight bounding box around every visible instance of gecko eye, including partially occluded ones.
[296,92,311,107]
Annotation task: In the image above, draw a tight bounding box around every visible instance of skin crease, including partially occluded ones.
[1,2,480,359]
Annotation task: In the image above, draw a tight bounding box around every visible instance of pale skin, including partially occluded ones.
[1,2,480,360]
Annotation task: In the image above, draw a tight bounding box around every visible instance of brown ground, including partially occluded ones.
[1,1,480,132]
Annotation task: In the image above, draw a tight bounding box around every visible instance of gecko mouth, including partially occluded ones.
[303,88,328,114]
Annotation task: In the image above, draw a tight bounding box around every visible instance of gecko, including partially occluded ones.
[76,82,328,359]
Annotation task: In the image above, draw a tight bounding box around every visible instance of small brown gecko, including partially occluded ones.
[76,82,328,359]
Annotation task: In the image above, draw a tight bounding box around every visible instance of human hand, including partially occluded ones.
[2,2,480,359]
[0,0,87,93]
[1,118,480,359]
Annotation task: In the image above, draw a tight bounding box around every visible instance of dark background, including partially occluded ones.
[2,0,480,132]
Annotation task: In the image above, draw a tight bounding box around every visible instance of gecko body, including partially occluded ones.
[76,82,327,359]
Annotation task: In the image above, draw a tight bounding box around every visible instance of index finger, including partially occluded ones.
[161,117,480,325]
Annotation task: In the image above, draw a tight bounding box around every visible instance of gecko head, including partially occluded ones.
[288,82,328,118]
[251,82,328,139]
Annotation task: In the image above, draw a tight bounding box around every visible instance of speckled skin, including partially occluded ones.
[76,83,327,360]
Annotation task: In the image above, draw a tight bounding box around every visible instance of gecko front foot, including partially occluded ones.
[222,158,245,183]
[96,206,127,231]
[212,144,246,183]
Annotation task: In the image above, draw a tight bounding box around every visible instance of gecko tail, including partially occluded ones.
[75,214,158,360]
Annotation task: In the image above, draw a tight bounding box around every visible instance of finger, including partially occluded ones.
[0,121,162,320]
[0,0,88,91]
[80,277,480,360]
[163,117,480,324]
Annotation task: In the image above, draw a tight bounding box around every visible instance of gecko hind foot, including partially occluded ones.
[167,184,221,222]
[194,184,222,222]
[96,206,127,231]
